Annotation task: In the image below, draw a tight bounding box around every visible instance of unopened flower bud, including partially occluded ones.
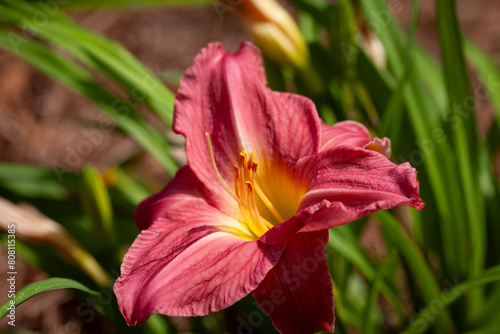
[234,0,309,69]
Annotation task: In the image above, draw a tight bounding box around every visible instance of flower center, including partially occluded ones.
[205,133,284,239]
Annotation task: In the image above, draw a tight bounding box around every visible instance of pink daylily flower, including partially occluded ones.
[114,42,424,334]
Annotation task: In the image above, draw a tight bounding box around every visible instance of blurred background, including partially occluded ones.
[2,0,500,172]
[1,0,500,333]
[0,3,245,175]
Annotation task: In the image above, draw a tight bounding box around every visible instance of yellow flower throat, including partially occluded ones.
[205,133,285,239]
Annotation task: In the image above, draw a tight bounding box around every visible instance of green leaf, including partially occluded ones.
[330,0,358,78]
[329,226,405,321]
[80,166,114,244]
[402,265,500,334]
[114,168,152,206]
[413,47,448,115]
[465,39,500,143]
[332,279,363,330]
[0,30,179,175]
[1,0,176,127]
[361,251,397,334]
[356,50,395,116]
[379,0,420,144]
[437,0,485,276]
[359,0,470,281]
[144,314,171,334]
[375,211,453,333]
[0,278,98,319]
[437,0,486,314]
[289,0,330,27]
[463,326,500,334]
[0,163,69,200]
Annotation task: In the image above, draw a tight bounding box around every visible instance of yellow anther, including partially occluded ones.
[248,152,255,170]
[240,151,248,168]
[245,181,253,191]
[252,161,258,173]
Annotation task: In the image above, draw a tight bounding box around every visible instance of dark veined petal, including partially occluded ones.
[115,166,284,325]
[252,230,334,334]
[297,145,424,232]
[260,142,422,244]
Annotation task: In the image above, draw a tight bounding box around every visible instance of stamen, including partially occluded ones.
[262,217,274,229]
[254,182,285,223]
[205,135,278,238]
[232,165,241,198]
[205,133,244,206]
[232,165,241,178]
[238,203,262,237]
[244,182,266,235]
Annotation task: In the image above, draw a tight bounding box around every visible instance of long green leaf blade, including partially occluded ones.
[0,278,98,319]
[375,211,453,333]
[0,30,179,175]
[437,0,486,315]
[361,252,396,334]
[359,0,469,281]
[465,39,500,141]
[403,265,500,334]
[329,227,404,320]
[1,0,175,127]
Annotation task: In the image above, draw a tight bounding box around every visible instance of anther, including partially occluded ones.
[251,161,258,173]
[248,152,255,170]
[245,181,253,192]
[240,151,248,168]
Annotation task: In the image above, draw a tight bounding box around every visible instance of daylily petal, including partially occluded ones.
[173,42,321,214]
[321,120,392,158]
[296,146,424,232]
[134,166,247,231]
[134,165,205,230]
[252,230,334,334]
[260,140,421,244]
[115,166,285,325]
[320,120,372,151]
